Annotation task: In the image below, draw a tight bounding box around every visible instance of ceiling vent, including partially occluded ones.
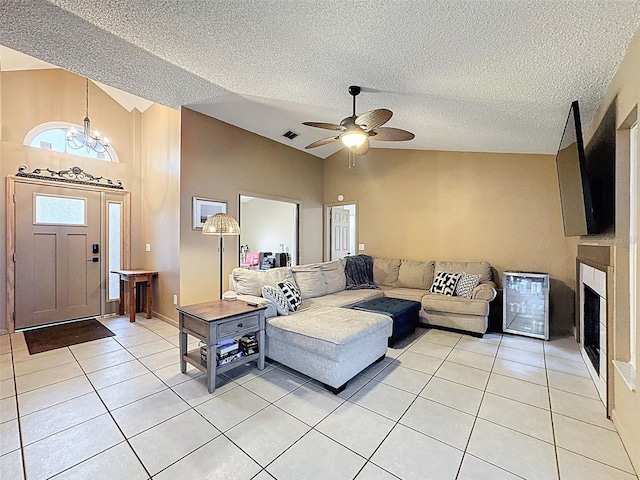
[282,130,299,140]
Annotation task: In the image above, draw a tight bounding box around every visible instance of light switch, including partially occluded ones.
[145,244,151,252]
[173,294,178,305]
[358,243,365,251]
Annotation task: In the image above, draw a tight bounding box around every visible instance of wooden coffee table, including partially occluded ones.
[177,300,267,393]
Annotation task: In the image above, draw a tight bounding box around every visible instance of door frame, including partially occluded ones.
[6,175,131,333]
[324,201,358,261]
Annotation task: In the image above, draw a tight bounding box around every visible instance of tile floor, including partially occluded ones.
[0,315,638,480]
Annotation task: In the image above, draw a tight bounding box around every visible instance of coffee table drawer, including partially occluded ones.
[182,314,208,339]
[218,313,260,337]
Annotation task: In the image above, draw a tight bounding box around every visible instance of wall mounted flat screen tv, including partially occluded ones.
[584,100,616,235]
[556,101,596,236]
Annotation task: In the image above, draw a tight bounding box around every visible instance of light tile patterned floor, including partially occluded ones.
[0,315,638,480]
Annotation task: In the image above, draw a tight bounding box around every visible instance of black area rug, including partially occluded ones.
[24,319,115,355]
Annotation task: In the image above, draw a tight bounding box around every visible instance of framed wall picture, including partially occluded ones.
[192,197,227,230]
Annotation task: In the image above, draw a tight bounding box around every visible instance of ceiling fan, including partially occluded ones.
[302,85,415,167]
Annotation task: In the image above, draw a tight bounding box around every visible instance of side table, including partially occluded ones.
[177,300,266,393]
[111,270,158,323]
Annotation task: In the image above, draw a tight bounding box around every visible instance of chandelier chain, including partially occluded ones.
[85,78,89,118]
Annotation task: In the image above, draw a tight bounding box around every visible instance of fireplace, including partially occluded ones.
[578,259,608,406]
[583,285,600,374]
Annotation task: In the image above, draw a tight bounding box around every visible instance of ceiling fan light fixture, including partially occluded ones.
[341,130,367,148]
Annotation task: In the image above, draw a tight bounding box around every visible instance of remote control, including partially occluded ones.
[246,302,258,307]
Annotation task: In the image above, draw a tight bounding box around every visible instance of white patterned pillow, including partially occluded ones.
[278,280,302,311]
[262,285,289,316]
[455,272,481,299]
[429,271,460,296]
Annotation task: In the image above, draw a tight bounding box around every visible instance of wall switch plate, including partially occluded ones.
[145,244,151,252]
[358,243,365,251]
[173,294,178,305]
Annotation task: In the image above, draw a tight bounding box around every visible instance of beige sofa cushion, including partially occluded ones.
[379,286,430,303]
[322,259,347,294]
[304,289,384,309]
[434,261,492,284]
[231,267,294,297]
[373,258,401,286]
[266,306,392,359]
[422,293,489,316]
[292,260,347,299]
[396,260,435,290]
[292,263,326,299]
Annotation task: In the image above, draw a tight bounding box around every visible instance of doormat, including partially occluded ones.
[23,319,115,355]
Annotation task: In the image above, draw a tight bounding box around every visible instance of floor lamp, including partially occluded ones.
[202,213,240,299]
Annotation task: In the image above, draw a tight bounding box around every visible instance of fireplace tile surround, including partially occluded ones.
[580,263,607,405]
[576,244,613,412]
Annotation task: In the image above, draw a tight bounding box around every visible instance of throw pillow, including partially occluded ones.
[278,280,302,311]
[429,271,460,296]
[455,272,482,299]
[262,285,289,316]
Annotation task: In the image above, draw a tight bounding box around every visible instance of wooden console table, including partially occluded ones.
[111,270,158,323]
[177,300,266,393]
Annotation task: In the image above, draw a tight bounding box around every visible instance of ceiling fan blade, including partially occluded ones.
[355,109,393,131]
[302,122,344,131]
[305,136,339,149]
[352,137,370,156]
[369,127,415,141]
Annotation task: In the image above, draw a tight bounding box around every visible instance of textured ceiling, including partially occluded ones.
[1,0,639,157]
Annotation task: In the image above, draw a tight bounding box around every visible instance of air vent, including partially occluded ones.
[282,130,299,140]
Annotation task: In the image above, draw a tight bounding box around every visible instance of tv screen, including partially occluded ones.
[556,101,596,236]
[584,100,616,234]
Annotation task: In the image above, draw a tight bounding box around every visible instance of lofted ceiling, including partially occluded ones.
[0,45,154,113]
[1,0,639,158]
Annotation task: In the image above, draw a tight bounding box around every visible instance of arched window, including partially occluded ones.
[23,121,120,163]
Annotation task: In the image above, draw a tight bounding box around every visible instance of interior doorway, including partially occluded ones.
[327,203,357,260]
[239,194,299,268]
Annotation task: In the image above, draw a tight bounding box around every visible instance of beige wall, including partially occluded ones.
[324,148,576,334]
[140,104,181,322]
[585,29,640,471]
[0,69,145,333]
[179,108,323,305]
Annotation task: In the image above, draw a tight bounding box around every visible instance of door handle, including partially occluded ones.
[87,258,99,262]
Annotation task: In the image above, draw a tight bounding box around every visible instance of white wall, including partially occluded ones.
[240,197,298,264]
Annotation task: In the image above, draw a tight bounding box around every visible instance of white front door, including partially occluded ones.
[331,206,351,260]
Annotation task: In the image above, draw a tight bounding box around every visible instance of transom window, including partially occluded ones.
[23,121,119,163]
[34,194,86,226]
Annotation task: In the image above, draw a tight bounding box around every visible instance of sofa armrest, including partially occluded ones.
[472,281,497,302]
[221,292,279,318]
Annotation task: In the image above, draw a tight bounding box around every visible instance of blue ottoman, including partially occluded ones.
[352,297,421,347]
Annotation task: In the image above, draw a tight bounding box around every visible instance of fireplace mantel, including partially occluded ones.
[577,244,613,269]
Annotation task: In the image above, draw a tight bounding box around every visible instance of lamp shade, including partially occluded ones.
[341,129,367,148]
[202,213,240,236]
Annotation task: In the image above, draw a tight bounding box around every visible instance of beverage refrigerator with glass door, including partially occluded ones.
[502,271,550,340]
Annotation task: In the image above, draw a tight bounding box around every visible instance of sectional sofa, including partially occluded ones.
[226,257,496,392]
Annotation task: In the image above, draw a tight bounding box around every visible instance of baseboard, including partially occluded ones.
[152,311,178,328]
[612,408,640,474]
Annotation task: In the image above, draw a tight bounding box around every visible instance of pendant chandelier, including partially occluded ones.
[66,78,110,153]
